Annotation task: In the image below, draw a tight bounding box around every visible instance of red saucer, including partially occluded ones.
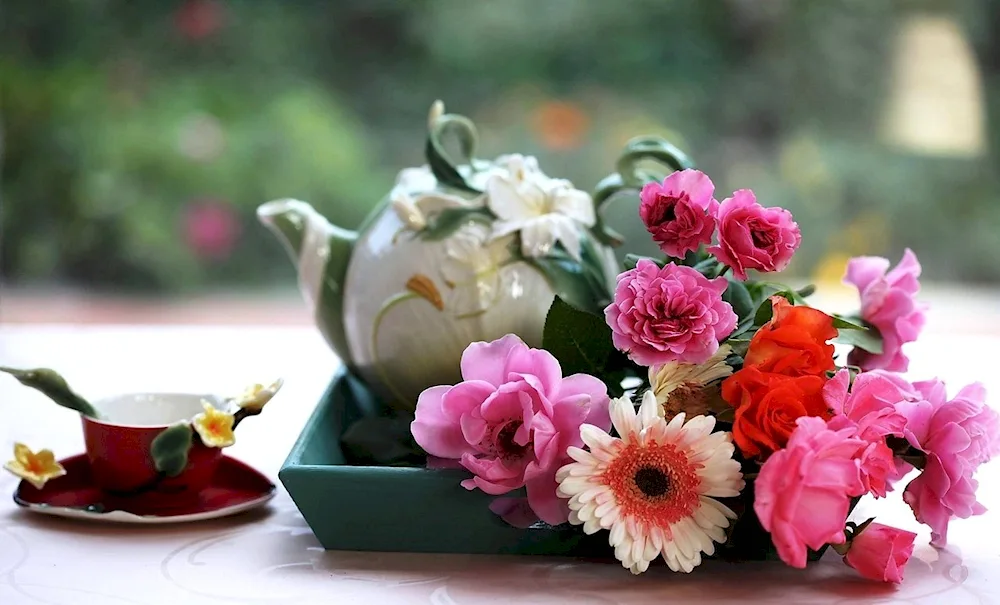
[13,454,275,523]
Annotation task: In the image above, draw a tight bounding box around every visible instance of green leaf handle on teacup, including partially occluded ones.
[0,366,100,419]
[591,136,696,247]
[150,423,194,477]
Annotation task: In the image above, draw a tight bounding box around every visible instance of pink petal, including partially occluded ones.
[460,334,526,386]
[411,386,473,459]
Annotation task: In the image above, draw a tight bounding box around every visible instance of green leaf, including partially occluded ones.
[424,138,480,194]
[150,423,194,477]
[831,316,866,330]
[528,240,612,314]
[796,284,817,298]
[0,367,99,418]
[341,416,425,466]
[834,327,883,354]
[623,254,664,271]
[722,279,755,322]
[726,338,752,358]
[753,298,775,327]
[542,296,617,380]
[418,206,494,241]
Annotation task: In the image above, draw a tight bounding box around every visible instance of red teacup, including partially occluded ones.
[82,393,225,511]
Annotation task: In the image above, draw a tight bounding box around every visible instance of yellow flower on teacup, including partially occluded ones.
[192,401,236,448]
[234,378,283,414]
[4,443,67,489]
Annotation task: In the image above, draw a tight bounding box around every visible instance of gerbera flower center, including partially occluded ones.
[601,441,700,527]
[634,466,671,497]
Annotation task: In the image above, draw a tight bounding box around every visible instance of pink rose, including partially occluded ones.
[844,523,916,583]
[900,379,999,546]
[410,334,611,525]
[755,416,866,568]
[844,249,927,372]
[638,169,719,258]
[604,259,737,366]
[707,190,801,281]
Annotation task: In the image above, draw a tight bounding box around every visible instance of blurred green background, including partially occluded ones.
[3,0,1000,295]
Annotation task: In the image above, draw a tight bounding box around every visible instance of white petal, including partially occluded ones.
[609,521,627,547]
[519,219,558,258]
[669,520,697,560]
[694,500,729,529]
[582,516,602,535]
[580,424,615,450]
[610,395,639,440]
[638,390,660,429]
[701,496,738,520]
[486,175,541,222]
[552,186,596,226]
[577,485,609,504]
[550,215,583,261]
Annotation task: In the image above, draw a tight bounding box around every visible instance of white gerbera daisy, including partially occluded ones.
[556,390,744,574]
[648,344,733,419]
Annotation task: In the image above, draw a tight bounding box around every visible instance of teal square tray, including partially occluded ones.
[278,369,610,556]
[279,370,821,560]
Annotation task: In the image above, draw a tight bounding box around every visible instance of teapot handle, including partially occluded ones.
[425,102,482,194]
[590,136,695,247]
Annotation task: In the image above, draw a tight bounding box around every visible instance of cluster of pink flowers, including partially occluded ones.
[611,170,801,367]
[755,363,1000,581]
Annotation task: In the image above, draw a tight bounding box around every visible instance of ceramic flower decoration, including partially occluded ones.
[234,378,283,414]
[485,155,596,261]
[5,443,66,490]
[192,401,237,448]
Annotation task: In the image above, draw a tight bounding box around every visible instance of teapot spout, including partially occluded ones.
[257,199,357,366]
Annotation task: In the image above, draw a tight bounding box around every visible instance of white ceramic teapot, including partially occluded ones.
[257,102,688,411]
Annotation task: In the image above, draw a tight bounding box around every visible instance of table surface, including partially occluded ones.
[1,318,999,605]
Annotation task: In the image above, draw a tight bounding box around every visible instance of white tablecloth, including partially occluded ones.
[1,324,998,604]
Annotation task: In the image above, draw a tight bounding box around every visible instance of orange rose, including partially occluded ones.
[722,366,830,459]
[744,296,837,377]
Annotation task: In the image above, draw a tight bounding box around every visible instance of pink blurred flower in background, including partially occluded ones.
[754,416,865,568]
[410,334,611,525]
[900,379,999,546]
[844,249,927,372]
[843,523,916,583]
[708,190,801,281]
[182,200,242,261]
[638,169,719,258]
[175,0,224,40]
[605,259,737,366]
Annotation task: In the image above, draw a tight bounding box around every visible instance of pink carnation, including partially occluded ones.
[844,523,916,583]
[844,249,927,372]
[604,259,737,366]
[900,379,999,546]
[638,169,719,258]
[824,369,916,496]
[755,416,866,568]
[824,369,910,443]
[410,334,611,525]
[707,190,801,281]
